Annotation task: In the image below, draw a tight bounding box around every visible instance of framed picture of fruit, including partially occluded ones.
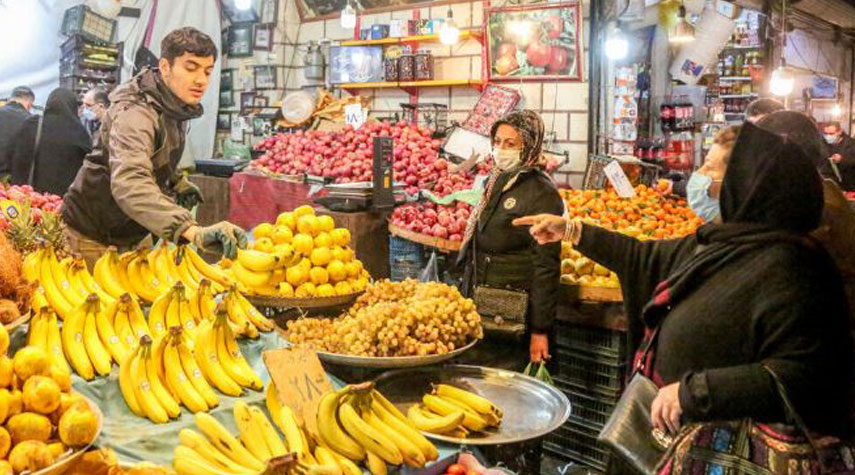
[486,2,583,82]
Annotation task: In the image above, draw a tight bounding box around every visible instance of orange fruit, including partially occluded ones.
[292,234,314,255]
[253,237,274,253]
[314,232,332,249]
[294,205,315,218]
[297,215,320,236]
[345,261,362,279]
[271,226,293,245]
[310,247,332,267]
[253,223,274,239]
[334,281,353,295]
[276,212,296,231]
[285,266,308,287]
[316,284,335,297]
[330,228,351,247]
[317,215,335,233]
[309,267,329,285]
[295,282,316,298]
[327,260,346,282]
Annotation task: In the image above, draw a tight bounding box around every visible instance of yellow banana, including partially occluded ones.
[338,402,402,465]
[178,292,197,336]
[326,447,362,475]
[370,390,409,424]
[149,247,177,288]
[95,299,129,364]
[365,451,387,475]
[237,249,281,272]
[27,308,49,350]
[317,389,365,462]
[175,329,219,408]
[214,312,262,391]
[165,289,181,333]
[193,321,242,397]
[422,395,487,432]
[172,248,201,290]
[61,299,94,380]
[94,248,131,299]
[266,384,308,458]
[172,445,242,475]
[118,346,144,417]
[126,294,152,339]
[186,246,234,288]
[312,446,343,475]
[45,309,68,372]
[148,287,172,338]
[39,248,74,318]
[434,384,503,421]
[194,412,265,471]
[371,398,437,462]
[113,296,136,349]
[231,261,274,289]
[144,335,181,419]
[83,296,113,376]
[131,336,169,423]
[250,405,288,458]
[52,252,85,307]
[127,254,160,303]
[73,257,116,305]
[65,262,92,305]
[163,328,208,413]
[31,287,49,313]
[230,291,274,332]
[364,409,425,467]
[406,404,464,434]
[233,401,273,461]
[178,429,255,474]
[181,247,206,285]
[117,250,138,297]
[23,249,42,282]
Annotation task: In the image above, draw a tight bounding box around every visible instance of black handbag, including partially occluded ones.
[473,286,528,337]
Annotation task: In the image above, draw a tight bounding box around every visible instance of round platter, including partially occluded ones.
[245,291,363,309]
[372,364,570,445]
[34,396,103,475]
[314,339,479,369]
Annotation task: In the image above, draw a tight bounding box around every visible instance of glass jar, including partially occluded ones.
[414,50,434,81]
[384,57,399,81]
[398,54,415,81]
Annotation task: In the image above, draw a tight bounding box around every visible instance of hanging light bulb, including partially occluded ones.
[669,5,695,44]
[439,7,460,45]
[341,0,356,29]
[604,22,628,61]
[234,0,252,11]
[832,104,843,117]
[770,59,794,96]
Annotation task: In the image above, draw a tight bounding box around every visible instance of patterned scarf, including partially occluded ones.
[461,110,546,248]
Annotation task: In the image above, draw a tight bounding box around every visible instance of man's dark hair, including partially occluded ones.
[90,88,110,107]
[745,98,784,120]
[10,86,34,102]
[825,121,843,131]
[757,111,823,163]
[161,27,218,64]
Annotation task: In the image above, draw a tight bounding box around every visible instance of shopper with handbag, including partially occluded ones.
[515,122,854,473]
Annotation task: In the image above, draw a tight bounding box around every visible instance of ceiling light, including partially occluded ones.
[341,1,356,29]
[439,7,460,45]
[235,0,252,11]
[770,60,794,96]
[605,22,628,60]
[669,6,695,44]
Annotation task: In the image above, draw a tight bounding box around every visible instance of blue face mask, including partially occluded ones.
[686,172,721,223]
[81,108,97,122]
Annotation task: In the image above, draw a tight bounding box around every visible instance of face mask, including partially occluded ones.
[686,172,721,223]
[81,108,97,121]
[493,147,522,171]
[824,134,840,145]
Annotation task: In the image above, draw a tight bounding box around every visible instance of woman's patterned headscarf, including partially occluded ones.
[489,109,546,167]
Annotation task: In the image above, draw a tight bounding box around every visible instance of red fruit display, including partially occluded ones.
[0,185,63,229]
[390,201,471,242]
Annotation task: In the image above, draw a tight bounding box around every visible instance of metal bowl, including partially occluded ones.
[315,339,479,369]
[372,364,571,445]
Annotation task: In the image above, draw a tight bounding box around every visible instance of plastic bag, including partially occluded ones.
[223,139,252,161]
[522,361,554,385]
[419,250,440,282]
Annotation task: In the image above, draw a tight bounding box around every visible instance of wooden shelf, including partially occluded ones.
[718,76,753,81]
[340,79,484,90]
[718,94,758,98]
[340,30,483,47]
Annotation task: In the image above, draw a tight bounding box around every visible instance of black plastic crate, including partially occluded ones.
[555,380,618,429]
[544,422,611,471]
[60,35,120,59]
[556,323,627,360]
[555,349,626,395]
[61,5,117,43]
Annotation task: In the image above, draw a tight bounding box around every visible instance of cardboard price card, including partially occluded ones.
[603,160,637,198]
[263,348,331,436]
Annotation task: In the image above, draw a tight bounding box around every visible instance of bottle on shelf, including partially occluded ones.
[724,53,735,77]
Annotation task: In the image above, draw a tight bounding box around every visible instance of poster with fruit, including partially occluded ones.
[486,2,582,81]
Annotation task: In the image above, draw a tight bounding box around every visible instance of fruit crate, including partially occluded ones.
[389,235,425,281]
[554,379,618,430]
[61,5,117,43]
[555,322,627,360]
[544,421,612,472]
[400,103,448,134]
[554,348,626,396]
[583,154,662,190]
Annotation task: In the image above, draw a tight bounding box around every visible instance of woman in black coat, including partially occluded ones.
[516,122,853,442]
[458,110,564,366]
[10,88,91,196]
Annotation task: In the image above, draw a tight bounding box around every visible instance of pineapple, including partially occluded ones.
[5,201,38,255]
[38,211,66,257]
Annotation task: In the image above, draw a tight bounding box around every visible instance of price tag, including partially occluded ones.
[345,103,365,130]
[0,201,21,222]
[603,161,637,198]
[263,348,331,437]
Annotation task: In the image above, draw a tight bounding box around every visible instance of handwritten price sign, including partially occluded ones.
[263,348,331,437]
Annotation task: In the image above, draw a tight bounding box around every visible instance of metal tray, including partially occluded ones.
[245,291,363,309]
[315,339,479,369]
[373,364,571,445]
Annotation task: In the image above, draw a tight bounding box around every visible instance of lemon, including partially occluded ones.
[331,246,347,262]
[352,277,369,292]
[297,215,320,236]
[286,266,308,287]
[345,260,362,279]
[253,237,274,253]
[316,284,335,297]
[294,205,315,218]
[341,247,355,262]
[253,223,275,239]
[317,215,335,233]
[314,232,332,249]
[334,281,353,295]
[276,212,297,231]
[272,226,293,244]
[278,282,295,297]
[310,247,332,267]
[327,260,346,282]
[295,282,316,298]
[309,267,329,285]
[330,228,351,247]
[292,233,314,255]
[299,258,312,272]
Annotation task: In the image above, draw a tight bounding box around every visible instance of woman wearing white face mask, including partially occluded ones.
[457,110,565,371]
[685,126,738,223]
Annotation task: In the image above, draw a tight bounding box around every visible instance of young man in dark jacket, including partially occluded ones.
[0,86,34,176]
[62,27,246,268]
[823,121,855,190]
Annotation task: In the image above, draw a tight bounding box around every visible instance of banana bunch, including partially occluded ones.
[187,280,258,339]
[23,247,115,320]
[112,293,151,349]
[167,246,230,294]
[407,384,503,438]
[316,383,439,474]
[94,247,138,301]
[231,246,299,297]
[147,282,199,340]
[27,307,70,379]
[123,249,170,303]
[192,306,263,397]
[60,294,130,380]
[225,287,275,333]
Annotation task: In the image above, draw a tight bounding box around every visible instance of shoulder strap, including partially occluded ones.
[28,115,44,186]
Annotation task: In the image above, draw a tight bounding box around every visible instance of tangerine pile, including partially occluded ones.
[561,185,702,240]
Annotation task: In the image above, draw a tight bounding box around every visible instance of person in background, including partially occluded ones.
[0,86,35,177]
[744,97,785,123]
[758,111,836,181]
[62,27,246,268]
[9,88,91,196]
[81,87,110,143]
[822,121,855,191]
[514,123,853,460]
[656,127,739,201]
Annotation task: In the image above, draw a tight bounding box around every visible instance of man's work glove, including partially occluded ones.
[175,177,204,210]
[192,221,248,259]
